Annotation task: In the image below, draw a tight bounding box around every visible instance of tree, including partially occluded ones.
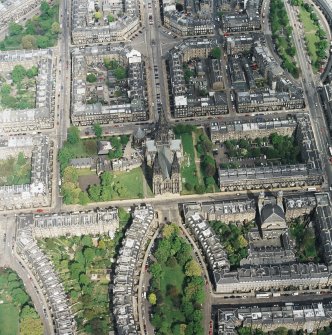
[81,235,93,247]
[79,192,90,205]
[0,83,11,95]
[26,66,38,78]
[201,155,216,177]
[36,36,49,48]
[79,273,90,286]
[148,292,157,305]
[108,14,115,22]
[210,47,221,59]
[20,318,44,335]
[9,22,23,36]
[51,22,61,34]
[12,65,26,84]
[86,73,97,83]
[83,247,95,264]
[150,263,164,279]
[40,1,50,14]
[12,287,29,305]
[20,305,39,319]
[63,166,79,183]
[67,126,80,144]
[21,35,37,49]
[162,223,179,239]
[114,66,126,80]
[185,260,201,277]
[92,123,102,138]
[94,11,102,20]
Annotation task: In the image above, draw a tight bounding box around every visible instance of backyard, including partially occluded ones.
[0,152,31,186]
[209,221,253,269]
[38,209,131,334]
[220,133,301,169]
[0,268,43,335]
[0,2,60,51]
[0,65,38,110]
[289,217,321,262]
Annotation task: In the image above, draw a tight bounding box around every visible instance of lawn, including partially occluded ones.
[180,132,200,194]
[0,153,31,186]
[110,167,152,199]
[299,6,320,70]
[0,304,19,335]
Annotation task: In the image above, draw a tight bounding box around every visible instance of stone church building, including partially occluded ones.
[145,110,182,195]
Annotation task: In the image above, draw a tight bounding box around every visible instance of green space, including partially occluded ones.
[209,221,254,269]
[297,2,328,71]
[270,0,299,78]
[289,217,321,262]
[174,124,218,195]
[221,133,301,168]
[0,152,31,186]
[0,1,60,51]
[238,325,332,335]
[103,58,127,80]
[149,223,204,335]
[38,210,131,334]
[0,268,43,335]
[0,65,38,110]
[59,126,129,172]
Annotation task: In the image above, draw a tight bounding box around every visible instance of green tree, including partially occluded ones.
[12,287,29,305]
[86,73,97,83]
[36,35,49,48]
[83,247,95,264]
[40,1,50,14]
[81,235,93,247]
[95,11,102,20]
[108,14,115,22]
[185,260,201,277]
[0,83,11,95]
[150,263,164,279]
[11,65,26,84]
[20,305,39,319]
[148,292,157,305]
[210,47,221,59]
[92,123,102,137]
[79,273,90,286]
[79,192,90,205]
[26,66,38,78]
[51,22,61,34]
[21,35,37,49]
[114,66,126,80]
[67,126,80,144]
[9,22,23,36]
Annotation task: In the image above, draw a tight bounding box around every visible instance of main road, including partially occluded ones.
[284,0,332,189]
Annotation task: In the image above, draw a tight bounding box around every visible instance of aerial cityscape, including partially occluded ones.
[1,0,332,334]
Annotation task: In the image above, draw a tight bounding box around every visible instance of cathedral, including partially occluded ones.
[145,110,182,195]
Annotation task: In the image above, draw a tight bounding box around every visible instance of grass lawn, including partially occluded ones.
[0,304,19,335]
[299,6,320,71]
[180,133,200,194]
[110,167,152,199]
[160,264,185,295]
[0,154,31,186]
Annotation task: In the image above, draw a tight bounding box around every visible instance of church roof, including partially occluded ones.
[260,204,285,224]
[133,126,145,140]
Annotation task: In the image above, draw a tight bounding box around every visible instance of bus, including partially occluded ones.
[256,292,271,298]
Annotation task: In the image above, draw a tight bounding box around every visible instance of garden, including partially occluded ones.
[0,152,31,186]
[0,268,43,335]
[209,221,253,269]
[0,65,38,110]
[0,2,60,51]
[289,217,321,263]
[38,208,131,334]
[149,223,205,335]
[269,0,299,78]
[220,133,301,168]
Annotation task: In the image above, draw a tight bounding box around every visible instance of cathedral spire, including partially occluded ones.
[153,153,162,175]
[171,152,179,175]
[155,106,171,145]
